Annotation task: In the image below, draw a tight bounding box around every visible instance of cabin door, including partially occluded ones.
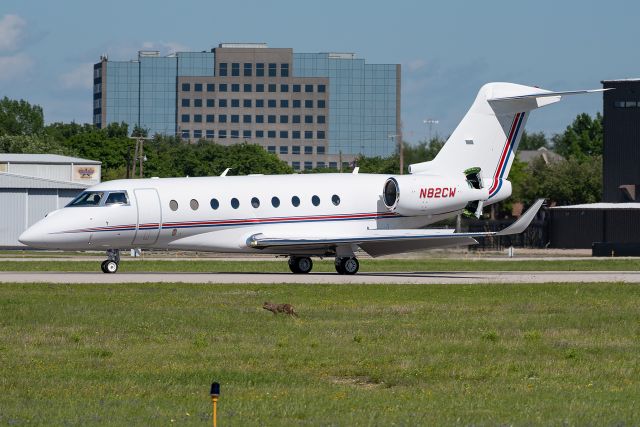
[133,189,161,245]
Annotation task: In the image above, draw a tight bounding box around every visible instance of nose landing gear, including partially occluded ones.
[101,249,120,274]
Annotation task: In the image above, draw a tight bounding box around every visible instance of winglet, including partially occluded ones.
[496,199,545,236]
[220,168,231,177]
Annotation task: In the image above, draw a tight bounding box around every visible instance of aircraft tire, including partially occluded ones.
[289,256,312,274]
[104,260,118,274]
[334,257,346,274]
[100,260,108,273]
[336,257,359,275]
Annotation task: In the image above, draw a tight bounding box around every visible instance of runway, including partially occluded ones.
[1,271,640,284]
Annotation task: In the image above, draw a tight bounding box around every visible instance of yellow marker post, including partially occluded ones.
[210,382,220,427]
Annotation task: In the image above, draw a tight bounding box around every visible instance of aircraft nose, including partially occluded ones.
[18,226,46,247]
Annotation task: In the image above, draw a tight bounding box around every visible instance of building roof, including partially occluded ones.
[0,172,90,190]
[601,78,640,83]
[551,203,640,210]
[517,147,563,165]
[0,154,101,165]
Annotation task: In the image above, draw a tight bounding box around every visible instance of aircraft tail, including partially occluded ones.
[409,82,605,200]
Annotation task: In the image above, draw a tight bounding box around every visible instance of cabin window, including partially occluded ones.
[312,195,320,206]
[251,197,260,208]
[67,191,104,207]
[332,195,340,206]
[105,192,128,206]
[271,196,280,208]
[231,198,240,209]
[169,200,178,211]
[190,199,199,210]
[210,198,219,210]
[291,196,300,207]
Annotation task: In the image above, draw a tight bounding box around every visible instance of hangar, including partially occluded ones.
[0,154,101,248]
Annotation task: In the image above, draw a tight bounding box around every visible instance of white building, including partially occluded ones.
[0,154,102,247]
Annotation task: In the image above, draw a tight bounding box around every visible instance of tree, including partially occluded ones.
[518,131,549,150]
[551,112,603,159]
[0,97,45,136]
[0,134,65,155]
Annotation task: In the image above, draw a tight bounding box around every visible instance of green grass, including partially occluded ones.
[1,257,640,272]
[1,282,639,425]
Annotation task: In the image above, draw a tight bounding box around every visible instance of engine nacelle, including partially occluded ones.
[382,174,490,216]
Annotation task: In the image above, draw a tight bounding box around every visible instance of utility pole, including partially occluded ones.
[388,134,403,174]
[128,135,150,178]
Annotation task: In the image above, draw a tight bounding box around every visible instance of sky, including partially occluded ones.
[1,0,638,144]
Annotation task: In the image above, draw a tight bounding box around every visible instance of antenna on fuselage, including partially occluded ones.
[220,168,231,177]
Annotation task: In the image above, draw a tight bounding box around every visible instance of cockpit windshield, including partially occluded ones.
[67,191,104,207]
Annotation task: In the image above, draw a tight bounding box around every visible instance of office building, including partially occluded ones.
[94,43,401,169]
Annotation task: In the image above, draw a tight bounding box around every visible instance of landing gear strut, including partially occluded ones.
[335,257,359,275]
[101,249,120,274]
[288,256,313,274]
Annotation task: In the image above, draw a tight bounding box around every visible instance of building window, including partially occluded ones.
[317,115,326,124]
[218,99,228,108]
[256,63,264,77]
[206,114,214,123]
[292,115,301,123]
[317,146,326,154]
[317,162,326,169]
[251,197,260,208]
[281,63,289,77]
[256,130,264,138]
[219,63,227,76]
[268,63,277,77]
[194,99,203,107]
[281,84,289,92]
[268,115,276,123]
[244,63,252,77]
[280,100,289,108]
[268,99,276,108]
[194,130,202,139]
[231,130,239,138]
[305,146,313,154]
[181,114,190,123]
[243,115,252,123]
[292,131,301,139]
[206,130,214,139]
[268,84,276,93]
[280,130,289,138]
[280,146,288,154]
[181,99,190,107]
[267,145,276,153]
[194,114,202,123]
[305,115,313,124]
[195,83,203,92]
[231,84,240,92]
[280,115,288,124]
[292,145,300,155]
[317,131,326,139]
[210,198,219,209]
[256,99,264,108]
[219,114,227,123]
[268,130,276,138]
[305,100,313,108]
[170,200,178,211]
[271,196,280,207]
[256,84,264,92]
[304,161,313,170]
[318,84,326,93]
[219,84,227,92]
[291,195,300,206]
[243,99,252,108]
[231,115,239,123]
[317,100,326,108]
[207,99,214,107]
[305,84,313,93]
[231,198,239,209]
[207,83,215,92]
[243,130,251,138]
[292,161,300,171]
[293,100,301,108]
[219,130,227,138]
[329,162,337,169]
[304,131,313,139]
[312,195,320,206]
[181,130,190,139]
[231,99,240,107]
[182,83,190,92]
[231,63,240,76]
[293,84,301,93]
[256,115,264,123]
[244,84,252,92]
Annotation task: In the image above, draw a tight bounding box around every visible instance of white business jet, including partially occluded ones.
[19,83,603,274]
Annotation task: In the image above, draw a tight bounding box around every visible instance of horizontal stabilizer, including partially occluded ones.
[488,88,610,102]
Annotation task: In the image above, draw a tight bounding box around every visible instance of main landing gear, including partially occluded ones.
[101,249,120,274]
[287,255,360,275]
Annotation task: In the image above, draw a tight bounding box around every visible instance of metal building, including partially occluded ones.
[0,154,101,247]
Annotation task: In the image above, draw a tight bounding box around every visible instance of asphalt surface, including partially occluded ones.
[1,271,639,284]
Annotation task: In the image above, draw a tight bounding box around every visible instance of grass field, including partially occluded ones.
[1,282,639,425]
[1,257,640,273]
